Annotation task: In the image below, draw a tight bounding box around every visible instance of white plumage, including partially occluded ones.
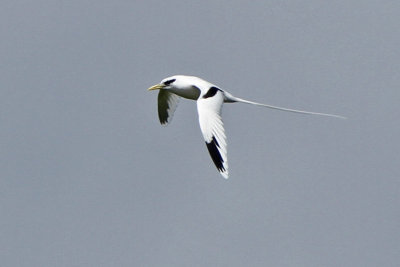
[148,75,345,179]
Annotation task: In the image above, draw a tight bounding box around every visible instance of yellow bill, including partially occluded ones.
[148,84,165,91]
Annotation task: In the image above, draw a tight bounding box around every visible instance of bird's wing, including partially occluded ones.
[197,89,228,178]
[157,89,180,125]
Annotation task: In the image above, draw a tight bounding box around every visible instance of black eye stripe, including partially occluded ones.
[163,79,176,86]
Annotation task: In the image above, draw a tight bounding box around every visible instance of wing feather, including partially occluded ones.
[157,89,180,125]
[197,90,229,178]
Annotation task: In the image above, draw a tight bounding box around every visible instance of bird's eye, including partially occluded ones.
[163,79,176,86]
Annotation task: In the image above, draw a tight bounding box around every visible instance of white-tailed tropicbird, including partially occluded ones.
[148,75,345,179]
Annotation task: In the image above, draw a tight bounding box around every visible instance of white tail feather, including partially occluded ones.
[224,93,346,119]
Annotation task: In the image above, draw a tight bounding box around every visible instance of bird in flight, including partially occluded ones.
[148,75,345,179]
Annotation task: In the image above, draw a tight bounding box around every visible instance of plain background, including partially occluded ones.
[1,1,399,266]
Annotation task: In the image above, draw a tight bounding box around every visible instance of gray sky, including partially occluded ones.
[1,1,399,266]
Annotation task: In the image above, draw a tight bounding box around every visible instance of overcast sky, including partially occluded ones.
[1,1,399,266]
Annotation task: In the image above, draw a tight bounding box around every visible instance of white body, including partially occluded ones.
[148,75,345,179]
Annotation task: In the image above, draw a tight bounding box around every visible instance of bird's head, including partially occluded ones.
[148,76,177,91]
[148,75,210,91]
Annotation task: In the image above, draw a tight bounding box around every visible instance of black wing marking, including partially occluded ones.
[202,86,221,99]
[205,136,225,172]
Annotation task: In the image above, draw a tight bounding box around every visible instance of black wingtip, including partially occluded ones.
[205,136,225,172]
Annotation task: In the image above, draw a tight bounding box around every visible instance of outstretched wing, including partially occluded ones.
[197,88,228,178]
[157,89,180,125]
